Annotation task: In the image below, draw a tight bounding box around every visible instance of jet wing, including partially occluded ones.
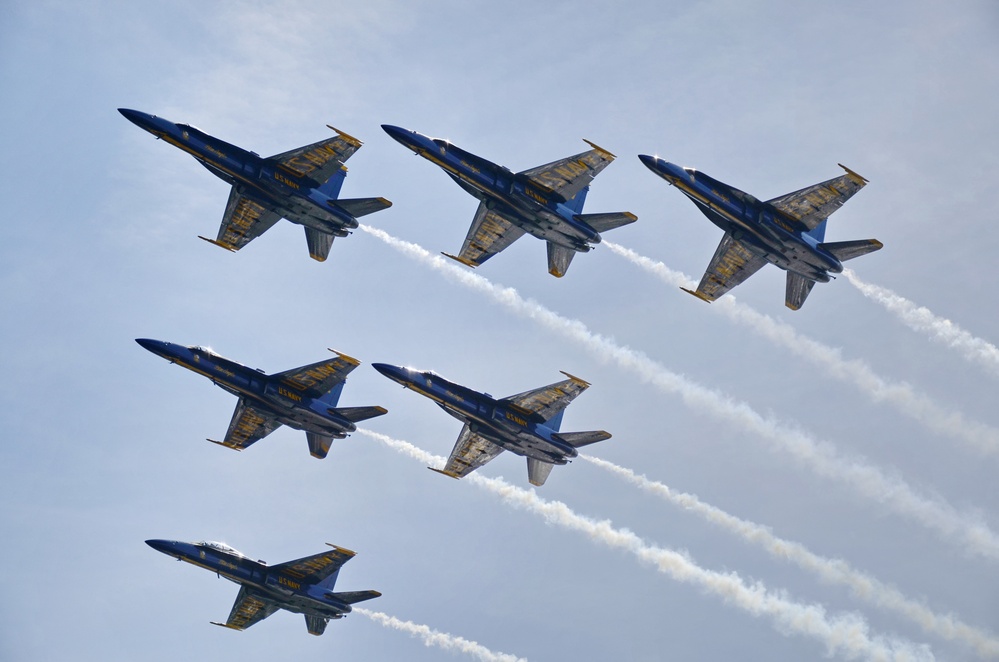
[216,586,280,630]
[501,372,591,423]
[444,201,526,268]
[765,165,868,230]
[270,544,357,584]
[268,127,363,184]
[518,141,615,202]
[209,187,283,251]
[434,424,505,479]
[686,233,769,302]
[217,397,283,451]
[273,351,360,398]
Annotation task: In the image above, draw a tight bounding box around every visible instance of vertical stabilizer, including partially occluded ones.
[304,614,329,636]
[546,409,565,432]
[317,168,347,198]
[805,219,827,242]
[547,242,576,277]
[304,227,336,261]
[315,381,346,406]
[563,185,589,214]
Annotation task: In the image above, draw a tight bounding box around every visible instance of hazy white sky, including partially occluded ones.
[2,1,998,660]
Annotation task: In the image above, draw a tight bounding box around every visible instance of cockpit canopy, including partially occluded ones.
[198,541,246,557]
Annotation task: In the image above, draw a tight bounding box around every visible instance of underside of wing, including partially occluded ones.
[434,424,505,479]
[501,372,591,423]
[218,398,282,451]
[445,201,526,268]
[273,351,361,398]
[687,233,769,302]
[785,271,817,311]
[518,141,615,202]
[268,127,363,184]
[220,586,280,631]
[766,165,868,230]
[270,544,357,584]
[211,187,283,251]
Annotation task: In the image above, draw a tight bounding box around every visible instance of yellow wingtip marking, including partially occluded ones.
[442,252,477,268]
[837,163,869,184]
[327,125,362,147]
[583,139,616,158]
[680,287,713,303]
[558,370,591,387]
[428,467,461,479]
[309,253,328,262]
[210,622,244,630]
[326,348,362,365]
[198,236,238,252]
[325,542,358,556]
[207,438,242,451]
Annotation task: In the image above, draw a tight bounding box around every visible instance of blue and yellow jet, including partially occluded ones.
[639,155,883,309]
[137,339,386,459]
[382,125,636,277]
[119,109,391,261]
[373,363,610,486]
[146,539,380,635]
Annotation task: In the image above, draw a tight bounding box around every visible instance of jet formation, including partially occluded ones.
[382,125,636,277]
[119,109,391,261]
[146,539,380,635]
[374,363,610,486]
[136,339,386,459]
[639,155,882,309]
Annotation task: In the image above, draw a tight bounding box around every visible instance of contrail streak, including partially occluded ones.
[358,429,933,662]
[603,241,999,456]
[354,608,526,662]
[360,224,999,562]
[843,268,999,378]
[581,454,999,658]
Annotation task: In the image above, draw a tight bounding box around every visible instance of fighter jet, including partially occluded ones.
[373,363,610,486]
[382,125,636,277]
[639,155,883,310]
[136,339,386,459]
[119,108,391,261]
[146,539,380,635]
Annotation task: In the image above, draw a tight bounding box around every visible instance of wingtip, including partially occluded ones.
[198,236,238,252]
[442,252,477,268]
[837,163,869,184]
[582,139,616,158]
[680,287,712,303]
[326,125,363,147]
[558,370,591,387]
[327,348,361,365]
[325,542,358,555]
[206,438,241,450]
[428,467,461,479]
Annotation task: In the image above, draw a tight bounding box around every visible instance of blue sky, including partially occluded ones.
[2,1,998,660]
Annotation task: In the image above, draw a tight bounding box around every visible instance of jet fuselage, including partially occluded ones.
[382,125,600,251]
[372,363,576,464]
[639,155,842,282]
[145,539,351,619]
[119,109,357,236]
[136,339,355,438]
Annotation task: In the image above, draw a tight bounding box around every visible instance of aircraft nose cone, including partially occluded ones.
[145,539,178,555]
[118,108,156,131]
[372,363,409,384]
[380,124,409,144]
[638,154,661,170]
[135,338,168,355]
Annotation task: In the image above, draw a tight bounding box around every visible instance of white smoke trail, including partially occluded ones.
[358,429,933,662]
[580,454,999,658]
[602,241,999,456]
[359,224,999,562]
[843,268,999,378]
[354,608,526,662]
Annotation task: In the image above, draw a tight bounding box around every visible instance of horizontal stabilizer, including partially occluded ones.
[307,431,336,459]
[574,212,637,233]
[304,614,328,636]
[820,239,883,262]
[328,405,388,423]
[331,197,392,218]
[328,590,382,605]
[527,458,555,486]
[552,430,612,448]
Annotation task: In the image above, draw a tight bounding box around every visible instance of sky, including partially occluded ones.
[1,1,998,660]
